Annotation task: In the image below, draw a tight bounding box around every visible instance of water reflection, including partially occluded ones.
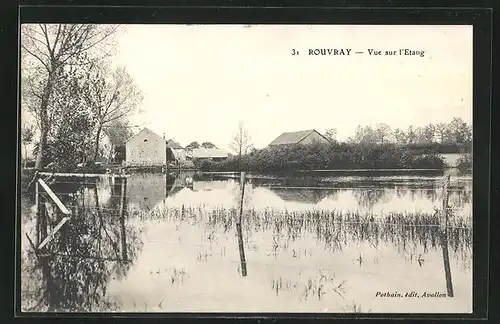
[270,188,337,204]
[21,179,143,312]
[351,189,388,209]
[193,171,472,217]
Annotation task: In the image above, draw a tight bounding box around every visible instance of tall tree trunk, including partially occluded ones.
[42,256,56,311]
[34,73,54,170]
[109,144,115,163]
[24,144,28,168]
[93,124,103,163]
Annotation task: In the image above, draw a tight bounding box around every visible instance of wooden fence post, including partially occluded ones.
[165,150,170,197]
[40,201,48,247]
[165,150,169,175]
[35,179,71,251]
[120,177,128,262]
[35,181,40,247]
[440,175,454,297]
[236,171,248,277]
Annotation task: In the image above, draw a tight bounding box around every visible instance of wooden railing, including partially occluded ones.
[33,178,71,252]
[26,172,129,257]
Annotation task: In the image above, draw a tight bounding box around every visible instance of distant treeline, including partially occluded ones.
[196,142,455,172]
[342,118,472,148]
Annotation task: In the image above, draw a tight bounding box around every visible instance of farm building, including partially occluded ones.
[188,148,229,162]
[166,139,188,163]
[268,129,330,147]
[125,128,166,167]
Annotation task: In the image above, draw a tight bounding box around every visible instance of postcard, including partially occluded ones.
[20,23,473,314]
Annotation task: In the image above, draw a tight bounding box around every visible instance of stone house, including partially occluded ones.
[125,128,166,167]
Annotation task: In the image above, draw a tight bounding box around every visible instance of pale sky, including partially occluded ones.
[113,24,473,151]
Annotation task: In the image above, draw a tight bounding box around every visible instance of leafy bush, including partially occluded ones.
[456,153,472,171]
[411,153,445,169]
[179,159,195,169]
[197,159,215,171]
[199,142,446,172]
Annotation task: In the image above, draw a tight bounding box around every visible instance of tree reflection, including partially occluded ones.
[424,189,438,201]
[21,180,143,312]
[352,189,387,209]
[271,188,337,204]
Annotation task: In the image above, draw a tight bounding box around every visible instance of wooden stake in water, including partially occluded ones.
[120,177,128,262]
[440,175,454,297]
[165,149,169,197]
[236,171,248,277]
[39,202,48,248]
[238,172,246,224]
[35,180,40,247]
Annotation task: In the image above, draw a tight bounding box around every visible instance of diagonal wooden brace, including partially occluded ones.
[37,179,71,215]
[37,216,70,250]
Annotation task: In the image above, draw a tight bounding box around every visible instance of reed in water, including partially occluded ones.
[143,205,472,262]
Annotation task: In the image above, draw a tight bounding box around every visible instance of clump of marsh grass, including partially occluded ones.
[196,250,212,262]
[271,269,347,302]
[170,267,189,285]
[141,204,472,263]
[343,301,370,313]
[148,267,189,285]
[300,270,346,302]
[271,277,299,295]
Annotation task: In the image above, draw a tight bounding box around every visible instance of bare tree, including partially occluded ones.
[229,122,253,158]
[392,128,407,145]
[414,126,425,144]
[406,125,417,145]
[352,125,378,145]
[448,117,471,147]
[435,122,449,144]
[83,63,143,162]
[324,128,337,143]
[422,124,436,143]
[21,24,119,169]
[375,123,391,144]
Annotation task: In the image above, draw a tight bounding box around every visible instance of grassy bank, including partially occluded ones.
[196,142,447,172]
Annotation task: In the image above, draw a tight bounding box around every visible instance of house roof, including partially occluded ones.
[268,129,328,146]
[190,148,229,159]
[126,127,163,144]
[166,139,183,149]
[171,148,188,160]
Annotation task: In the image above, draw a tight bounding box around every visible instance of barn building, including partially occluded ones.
[125,128,166,167]
[166,139,188,163]
[268,129,330,147]
[188,148,229,162]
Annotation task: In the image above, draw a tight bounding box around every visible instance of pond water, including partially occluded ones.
[20,169,472,313]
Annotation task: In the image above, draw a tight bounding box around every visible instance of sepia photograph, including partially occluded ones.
[19,23,473,313]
